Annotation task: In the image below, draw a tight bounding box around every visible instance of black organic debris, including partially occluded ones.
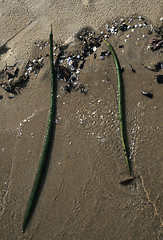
[150,38,163,51]
[119,177,136,185]
[156,75,163,84]
[143,62,163,72]
[129,63,136,73]
[119,24,128,32]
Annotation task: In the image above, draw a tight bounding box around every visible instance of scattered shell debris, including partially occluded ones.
[0,15,162,99]
[17,110,39,137]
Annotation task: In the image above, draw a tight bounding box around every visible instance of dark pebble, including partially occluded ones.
[156,75,163,84]
[154,62,162,71]
[119,45,124,48]
[0,95,3,99]
[119,24,128,32]
[142,91,153,98]
[64,85,71,93]
[131,68,136,73]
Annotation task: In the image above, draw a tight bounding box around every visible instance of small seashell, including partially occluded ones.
[101,51,108,56]
[8,94,15,99]
[73,81,79,86]
[9,78,14,83]
[71,66,75,71]
[93,46,97,52]
[28,67,32,72]
[134,24,138,28]
[141,91,153,98]
[68,59,73,66]
[100,56,105,60]
[33,59,37,64]
[139,23,142,27]
[38,57,43,63]
[131,29,135,32]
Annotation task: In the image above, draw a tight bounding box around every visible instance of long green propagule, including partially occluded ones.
[22,26,56,232]
[103,39,132,177]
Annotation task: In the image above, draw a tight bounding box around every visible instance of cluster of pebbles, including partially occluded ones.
[0,15,162,99]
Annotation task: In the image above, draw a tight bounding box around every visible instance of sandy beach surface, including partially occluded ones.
[0,1,163,239]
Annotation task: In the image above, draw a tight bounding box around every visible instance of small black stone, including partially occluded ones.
[121,67,124,73]
[156,75,163,84]
[131,68,136,73]
[119,45,124,48]
[0,95,3,99]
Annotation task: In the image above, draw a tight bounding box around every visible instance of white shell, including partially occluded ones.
[93,46,97,52]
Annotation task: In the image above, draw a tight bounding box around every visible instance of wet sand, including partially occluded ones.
[0,1,163,240]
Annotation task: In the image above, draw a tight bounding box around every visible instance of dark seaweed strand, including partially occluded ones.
[22,26,56,232]
[103,39,132,176]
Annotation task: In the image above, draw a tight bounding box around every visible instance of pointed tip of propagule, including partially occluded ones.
[22,224,25,233]
[51,24,53,34]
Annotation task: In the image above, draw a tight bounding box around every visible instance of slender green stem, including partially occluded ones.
[103,39,132,175]
[22,26,56,232]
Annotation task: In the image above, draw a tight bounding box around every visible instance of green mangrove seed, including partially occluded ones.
[22,26,56,232]
[103,39,132,175]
